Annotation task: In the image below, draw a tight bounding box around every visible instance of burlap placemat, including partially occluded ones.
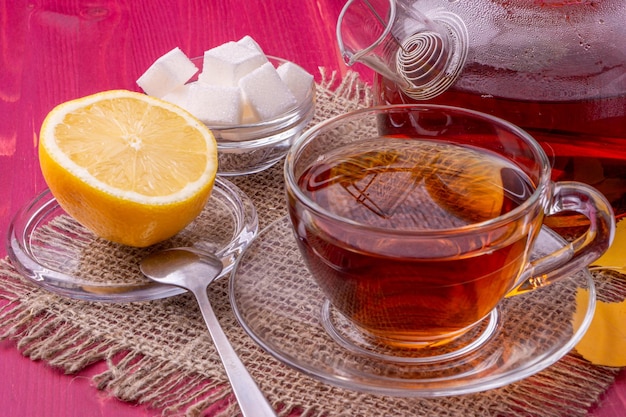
[0,71,624,417]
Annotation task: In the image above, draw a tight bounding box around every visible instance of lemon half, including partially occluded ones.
[39,90,218,247]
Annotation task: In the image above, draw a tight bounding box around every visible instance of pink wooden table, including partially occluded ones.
[0,0,623,415]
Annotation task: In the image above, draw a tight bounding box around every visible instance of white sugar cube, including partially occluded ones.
[185,82,242,125]
[277,62,314,104]
[239,62,298,121]
[136,47,198,98]
[241,100,260,124]
[162,84,192,109]
[237,35,264,54]
[198,42,267,87]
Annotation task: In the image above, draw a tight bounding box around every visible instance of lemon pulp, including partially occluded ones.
[39,90,218,247]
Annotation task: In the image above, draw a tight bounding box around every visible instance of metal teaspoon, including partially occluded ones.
[140,247,276,417]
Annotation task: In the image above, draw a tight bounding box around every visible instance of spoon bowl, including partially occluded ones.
[140,247,276,417]
[140,247,224,291]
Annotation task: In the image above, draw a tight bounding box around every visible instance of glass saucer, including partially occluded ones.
[8,177,258,303]
[230,217,596,397]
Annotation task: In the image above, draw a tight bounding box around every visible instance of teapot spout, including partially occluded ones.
[337,0,411,89]
[336,0,468,100]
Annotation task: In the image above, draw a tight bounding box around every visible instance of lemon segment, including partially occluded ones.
[425,146,506,223]
[39,90,218,247]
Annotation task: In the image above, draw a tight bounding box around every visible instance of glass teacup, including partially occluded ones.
[284,104,615,348]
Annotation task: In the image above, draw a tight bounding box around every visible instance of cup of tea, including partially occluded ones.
[284,104,615,348]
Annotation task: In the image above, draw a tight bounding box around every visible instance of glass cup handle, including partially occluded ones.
[510,181,615,296]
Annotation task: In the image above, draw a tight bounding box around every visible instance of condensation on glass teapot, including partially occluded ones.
[337,0,626,221]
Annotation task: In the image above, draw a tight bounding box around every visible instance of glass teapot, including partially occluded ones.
[337,0,626,220]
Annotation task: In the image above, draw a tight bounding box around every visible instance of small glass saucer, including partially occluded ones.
[8,177,258,303]
[230,217,596,397]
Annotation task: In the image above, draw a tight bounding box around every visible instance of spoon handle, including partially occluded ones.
[193,288,277,417]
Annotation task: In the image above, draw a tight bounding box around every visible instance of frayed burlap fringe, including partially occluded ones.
[0,72,624,417]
